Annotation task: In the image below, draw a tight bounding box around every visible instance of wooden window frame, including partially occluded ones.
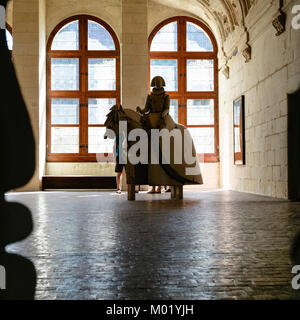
[46,15,120,162]
[148,17,219,163]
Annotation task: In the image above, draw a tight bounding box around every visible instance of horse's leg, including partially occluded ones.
[176,185,183,200]
[128,183,136,201]
[125,162,136,201]
[171,186,177,199]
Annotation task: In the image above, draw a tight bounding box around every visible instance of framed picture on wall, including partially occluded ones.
[233,95,246,165]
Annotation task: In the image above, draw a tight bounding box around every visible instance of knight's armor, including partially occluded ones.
[137,76,171,129]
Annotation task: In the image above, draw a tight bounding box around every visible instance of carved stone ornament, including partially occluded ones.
[242,44,252,63]
[222,65,230,79]
[272,12,286,36]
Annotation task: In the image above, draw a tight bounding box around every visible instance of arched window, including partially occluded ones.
[6,23,13,52]
[47,15,120,162]
[149,17,219,162]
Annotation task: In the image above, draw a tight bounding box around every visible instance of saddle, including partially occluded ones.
[123,109,162,130]
[145,113,161,129]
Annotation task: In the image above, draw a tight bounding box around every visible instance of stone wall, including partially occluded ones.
[8,0,299,195]
[39,0,46,184]
[219,0,300,198]
[46,0,122,41]
[6,0,13,27]
[121,0,148,109]
[12,0,44,191]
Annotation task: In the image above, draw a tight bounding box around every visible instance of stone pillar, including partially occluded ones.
[13,0,46,191]
[121,0,148,191]
[38,0,46,188]
[121,0,148,110]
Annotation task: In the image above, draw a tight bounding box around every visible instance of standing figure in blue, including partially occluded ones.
[114,130,125,194]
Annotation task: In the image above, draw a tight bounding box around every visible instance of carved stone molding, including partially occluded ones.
[195,0,258,43]
[272,11,286,36]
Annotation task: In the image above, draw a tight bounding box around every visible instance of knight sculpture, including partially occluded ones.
[104,76,203,200]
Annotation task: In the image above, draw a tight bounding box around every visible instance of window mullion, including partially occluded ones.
[214,97,219,157]
[176,18,183,107]
[178,99,187,127]
[180,18,186,126]
[80,16,88,156]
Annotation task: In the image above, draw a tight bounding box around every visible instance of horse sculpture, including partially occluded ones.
[104,105,203,200]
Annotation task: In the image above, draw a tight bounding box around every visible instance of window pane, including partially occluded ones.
[51,127,79,153]
[88,58,116,90]
[88,127,114,153]
[150,59,178,91]
[150,22,177,52]
[169,100,178,123]
[187,59,214,91]
[186,22,213,52]
[234,104,241,126]
[234,103,241,153]
[6,29,13,50]
[188,127,215,154]
[234,127,241,153]
[88,98,116,124]
[51,99,79,125]
[51,58,79,90]
[51,21,79,50]
[88,20,115,50]
[187,99,214,125]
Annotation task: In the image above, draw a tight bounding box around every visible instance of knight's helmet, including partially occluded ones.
[151,76,166,89]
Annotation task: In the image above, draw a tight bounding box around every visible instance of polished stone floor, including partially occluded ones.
[5,190,300,300]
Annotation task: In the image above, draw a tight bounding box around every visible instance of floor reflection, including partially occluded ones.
[5,190,300,300]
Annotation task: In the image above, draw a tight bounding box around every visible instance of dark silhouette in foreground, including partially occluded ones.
[0,0,36,300]
[288,88,300,202]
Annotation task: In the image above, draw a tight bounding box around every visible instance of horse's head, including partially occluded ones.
[104,104,144,141]
[104,104,124,139]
